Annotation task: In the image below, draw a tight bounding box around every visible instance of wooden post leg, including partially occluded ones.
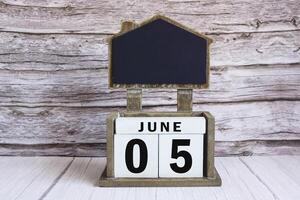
[177,89,193,112]
[127,89,142,112]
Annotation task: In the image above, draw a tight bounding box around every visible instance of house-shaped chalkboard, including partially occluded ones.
[109,15,212,88]
[100,15,221,187]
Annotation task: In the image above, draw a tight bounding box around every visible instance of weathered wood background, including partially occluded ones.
[0,0,299,156]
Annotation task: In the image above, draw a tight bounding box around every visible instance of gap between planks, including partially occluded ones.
[239,158,279,200]
[38,157,75,200]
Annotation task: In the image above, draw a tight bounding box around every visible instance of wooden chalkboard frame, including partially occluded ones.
[108,15,213,89]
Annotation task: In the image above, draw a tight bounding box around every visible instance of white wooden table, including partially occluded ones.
[0,156,299,200]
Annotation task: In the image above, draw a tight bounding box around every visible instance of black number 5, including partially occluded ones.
[170,139,192,173]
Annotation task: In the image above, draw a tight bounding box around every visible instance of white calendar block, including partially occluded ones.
[114,134,158,178]
[115,117,206,134]
[159,134,204,178]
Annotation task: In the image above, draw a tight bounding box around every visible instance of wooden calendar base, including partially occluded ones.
[99,167,222,187]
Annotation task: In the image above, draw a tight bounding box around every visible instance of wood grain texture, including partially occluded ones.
[0,0,299,156]
[0,101,299,144]
[0,143,106,156]
[1,140,299,157]
[0,101,299,156]
[0,64,299,107]
[0,0,299,34]
[0,32,299,68]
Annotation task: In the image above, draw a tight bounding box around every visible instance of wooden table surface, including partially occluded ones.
[0,156,299,200]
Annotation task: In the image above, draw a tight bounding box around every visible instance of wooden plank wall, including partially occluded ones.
[0,0,299,156]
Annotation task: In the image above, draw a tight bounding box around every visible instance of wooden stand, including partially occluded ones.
[99,89,222,187]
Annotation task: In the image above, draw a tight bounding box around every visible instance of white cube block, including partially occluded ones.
[159,134,204,178]
[114,134,158,178]
[115,117,206,134]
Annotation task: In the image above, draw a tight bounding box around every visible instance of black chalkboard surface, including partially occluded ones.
[110,16,211,88]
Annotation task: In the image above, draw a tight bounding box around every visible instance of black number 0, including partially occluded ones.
[170,139,192,173]
[125,139,148,173]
